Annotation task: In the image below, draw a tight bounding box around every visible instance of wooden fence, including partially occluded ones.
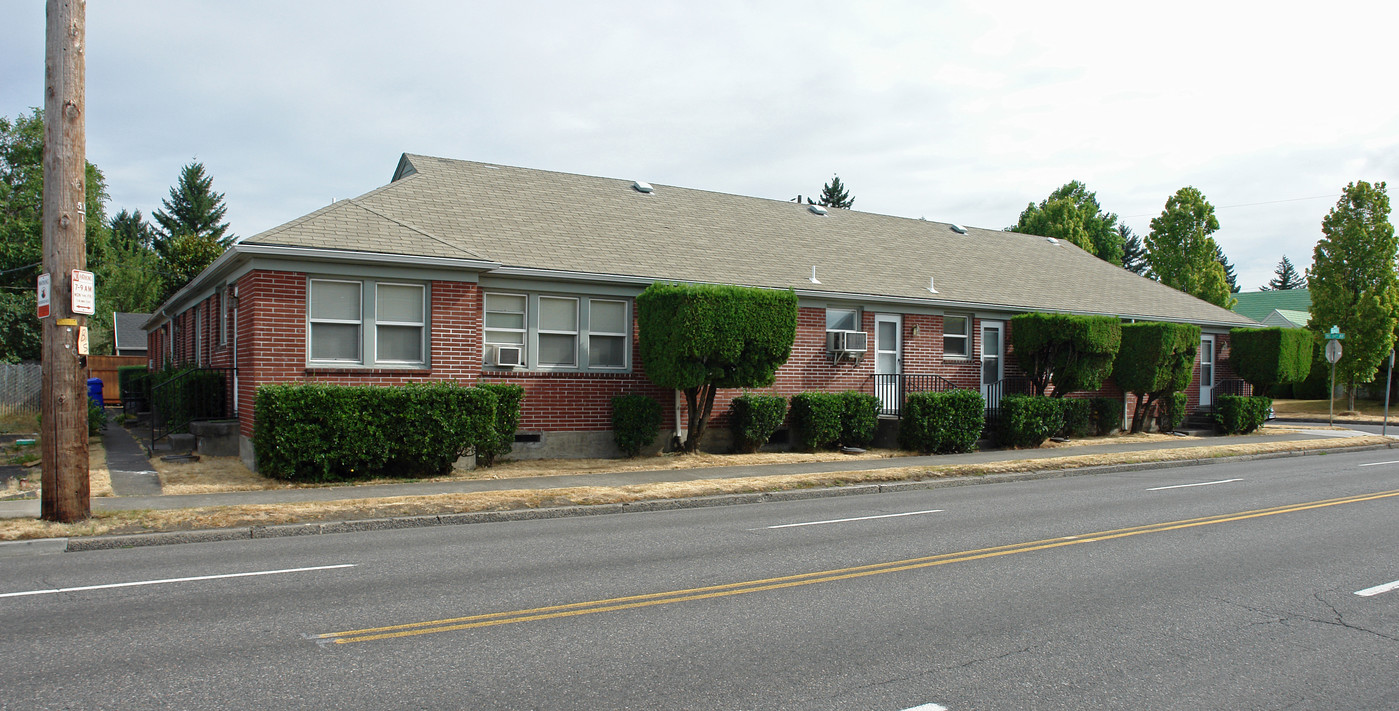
[86,355,146,404]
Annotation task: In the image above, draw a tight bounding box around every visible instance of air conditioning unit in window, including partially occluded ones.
[494,346,523,368]
[826,330,868,361]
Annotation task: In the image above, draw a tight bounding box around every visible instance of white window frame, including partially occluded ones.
[536,296,580,369]
[586,298,630,370]
[825,307,860,332]
[306,277,430,368]
[484,292,529,367]
[307,278,364,364]
[373,282,427,365]
[943,313,971,359]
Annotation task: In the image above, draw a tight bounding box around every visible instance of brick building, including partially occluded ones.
[145,154,1258,468]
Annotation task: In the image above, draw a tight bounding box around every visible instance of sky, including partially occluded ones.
[3,1,1397,294]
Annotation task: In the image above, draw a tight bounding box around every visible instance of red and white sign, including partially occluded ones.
[36,273,50,319]
[71,269,95,315]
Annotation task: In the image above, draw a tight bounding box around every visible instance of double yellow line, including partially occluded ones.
[312,488,1399,645]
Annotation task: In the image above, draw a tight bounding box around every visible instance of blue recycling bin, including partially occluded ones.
[87,377,104,406]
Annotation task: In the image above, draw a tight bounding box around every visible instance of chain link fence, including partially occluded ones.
[1,362,42,420]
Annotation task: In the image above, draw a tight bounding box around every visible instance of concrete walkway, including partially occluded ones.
[101,420,162,497]
[0,427,1382,520]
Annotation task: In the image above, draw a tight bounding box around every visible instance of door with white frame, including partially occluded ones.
[1199,335,1215,409]
[980,320,1004,405]
[874,314,902,415]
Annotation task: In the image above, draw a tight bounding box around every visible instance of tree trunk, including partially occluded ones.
[682,384,718,453]
[1130,392,1157,433]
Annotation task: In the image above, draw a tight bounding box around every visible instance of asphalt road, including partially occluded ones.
[2,449,1396,710]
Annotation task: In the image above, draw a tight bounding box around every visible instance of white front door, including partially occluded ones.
[874,314,902,414]
[981,320,1004,404]
[1200,335,1215,408]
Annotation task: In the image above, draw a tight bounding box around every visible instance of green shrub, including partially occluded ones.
[790,392,844,450]
[996,394,1064,448]
[474,383,524,467]
[730,394,787,453]
[1113,322,1200,432]
[612,394,663,457]
[839,391,882,448]
[1057,398,1094,438]
[1091,398,1122,435]
[899,389,985,454]
[87,399,107,435]
[1229,328,1313,396]
[1011,313,1122,397]
[149,365,226,432]
[254,382,496,482]
[1213,395,1272,434]
[1159,391,1188,432]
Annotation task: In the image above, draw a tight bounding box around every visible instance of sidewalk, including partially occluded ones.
[0,425,1383,521]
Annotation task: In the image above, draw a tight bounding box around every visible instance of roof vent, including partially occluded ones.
[927,277,938,294]
[1046,237,1059,245]
[632,181,654,194]
[950,224,967,234]
[809,204,828,216]
[808,266,821,284]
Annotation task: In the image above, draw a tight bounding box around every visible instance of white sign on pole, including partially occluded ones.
[36,273,50,319]
[71,269,94,315]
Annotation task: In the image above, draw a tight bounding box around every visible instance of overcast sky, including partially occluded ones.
[4,1,1397,293]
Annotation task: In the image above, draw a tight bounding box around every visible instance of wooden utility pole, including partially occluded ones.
[41,0,89,522]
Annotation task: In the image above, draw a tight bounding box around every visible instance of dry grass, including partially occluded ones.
[1271,398,1399,423]
[0,432,1387,542]
[3,436,113,499]
[0,411,38,435]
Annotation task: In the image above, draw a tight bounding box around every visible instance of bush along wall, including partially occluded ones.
[1213,394,1272,434]
[1228,327,1313,397]
[730,394,788,453]
[996,394,1065,448]
[253,382,496,482]
[612,394,663,457]
[1159,391,1188,433]
[1091,398,1123,435]
[475,383,525,467]
[840,391,882,448]
[790,393,844,451]
[899,389,985,454]
[1057,398,1094,438]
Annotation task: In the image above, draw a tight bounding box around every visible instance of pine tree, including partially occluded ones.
[817,174,854,209]
[1120,224,1150,276]
[153,162,232,245]
[1214,243,1240,293]
[1262,255,1306,290]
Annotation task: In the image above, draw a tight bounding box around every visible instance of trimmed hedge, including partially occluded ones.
[996,394,1064,448]
[612,394,663,457]
[117,365,149,401]
[1159,391,1188,432]
[475,383,524,467]
[1214,394,1272,434]
[254,382,496,482]
[1229,327,1313,396]
[149,365,226,431]
[1057,398,1094,438]
[1091,397,1123,435]
[840,391,882,448]
[730,394,787,453]
[899,389,985,454]
[790,392,844,450]
[1010,313,1122,397]
[1113,322,1200,432]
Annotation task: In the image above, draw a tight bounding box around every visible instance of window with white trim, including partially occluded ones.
[483,291,632,372]
[588,299,628,368]
[375,283,425,363]
[307,277,429,367]
[484,293,527,365]
[943,313,970,357]
[826,308,859,332]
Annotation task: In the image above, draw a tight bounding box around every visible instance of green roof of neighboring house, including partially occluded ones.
[1261,309,1309,328]
[1231,289,1310,323]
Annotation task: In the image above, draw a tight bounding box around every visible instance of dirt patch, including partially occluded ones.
[0,433,1387,542]
[3,437,113,499]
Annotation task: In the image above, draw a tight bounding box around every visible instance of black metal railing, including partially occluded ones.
[1214,378,1252,399]
[150,367,235,448]
[983,375,1035,424]
[869,373,961,416]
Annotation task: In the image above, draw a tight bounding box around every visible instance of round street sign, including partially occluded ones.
[1325,339,1343,364]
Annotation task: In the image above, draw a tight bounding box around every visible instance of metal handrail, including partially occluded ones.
[150,366,235,448]
[869,373,963,417]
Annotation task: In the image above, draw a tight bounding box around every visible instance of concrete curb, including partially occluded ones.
[53,440,1396,554]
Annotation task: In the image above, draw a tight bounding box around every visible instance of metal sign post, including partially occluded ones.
[1385,349,1394,437]
[1325,336,1343,427]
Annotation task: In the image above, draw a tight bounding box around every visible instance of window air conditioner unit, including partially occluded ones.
[495,345,523,368]
[826,330,868,358]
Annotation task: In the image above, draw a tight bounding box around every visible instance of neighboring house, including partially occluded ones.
[1231,289,1311,329]
[112,312,151,357]
[145,154,1259,468]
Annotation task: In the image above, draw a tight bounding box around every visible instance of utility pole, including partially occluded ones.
[41,0,89,522]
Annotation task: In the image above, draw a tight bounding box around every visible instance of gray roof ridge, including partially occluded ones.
[342,195,488,261]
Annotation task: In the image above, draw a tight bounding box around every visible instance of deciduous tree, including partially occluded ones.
[1307,180,1397,409]
[1145,187,1234,308]
[1010,181,1124,265]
